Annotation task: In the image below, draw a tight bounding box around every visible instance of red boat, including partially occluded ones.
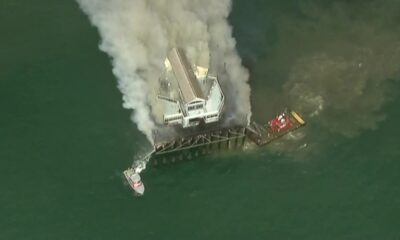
[246,110,306,146]
[268,112,294,133]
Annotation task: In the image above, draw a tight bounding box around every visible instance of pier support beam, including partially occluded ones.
[152,126,247,163]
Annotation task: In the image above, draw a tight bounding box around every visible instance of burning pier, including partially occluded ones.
[151,110,306,164]
[124,110,306,195]
[152,126,246,165]
[123,48,307,195]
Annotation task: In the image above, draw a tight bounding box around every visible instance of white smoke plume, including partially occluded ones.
[76,0,251,142]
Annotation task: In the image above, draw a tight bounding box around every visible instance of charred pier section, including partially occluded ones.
[152,127,246,165]
[147,110,306,165]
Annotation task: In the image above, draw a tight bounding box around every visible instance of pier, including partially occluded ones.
[133,110,305,166]
[126,110,306,195]
[152,126,247,165]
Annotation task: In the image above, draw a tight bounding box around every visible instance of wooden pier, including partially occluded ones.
[139,110,305,165]
[151,126,246,165]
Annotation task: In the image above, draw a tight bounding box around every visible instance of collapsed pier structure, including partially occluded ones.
[152,126,247,165]
[141,110,305,165]
[124,48,306,195]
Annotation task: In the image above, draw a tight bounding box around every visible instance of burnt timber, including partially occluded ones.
[147,110,306,165]
[152,126,246,164]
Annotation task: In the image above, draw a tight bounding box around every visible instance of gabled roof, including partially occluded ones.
[167,48,204,104]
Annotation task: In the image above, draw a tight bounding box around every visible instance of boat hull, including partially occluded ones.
[123,168,145,195]
[246,110,306,146]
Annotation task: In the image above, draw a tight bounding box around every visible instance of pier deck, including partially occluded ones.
[138,110,305,165]
[152,126,246,164]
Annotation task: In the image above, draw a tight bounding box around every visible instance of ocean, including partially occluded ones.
[1,0,400,239]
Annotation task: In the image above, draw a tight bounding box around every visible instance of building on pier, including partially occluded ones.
[158,48,224,128]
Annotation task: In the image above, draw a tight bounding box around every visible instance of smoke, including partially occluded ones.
[281,1,400,138]
[251,0,400,135]
[76,0,251,142]
[243,0,400,157]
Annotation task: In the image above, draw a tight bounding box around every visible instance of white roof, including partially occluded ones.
[167,48,204,103]
[205,79,223,113]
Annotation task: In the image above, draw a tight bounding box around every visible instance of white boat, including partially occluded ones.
[123,168,144,195]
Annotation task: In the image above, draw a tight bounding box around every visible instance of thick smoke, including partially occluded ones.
[76,0,251,142]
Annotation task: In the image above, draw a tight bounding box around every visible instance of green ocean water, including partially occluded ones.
[1,1,400,239]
